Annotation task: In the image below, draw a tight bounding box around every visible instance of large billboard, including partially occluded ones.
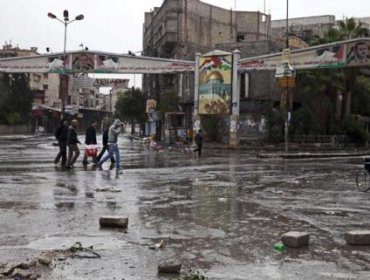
[198,54,232,115]
[346,40,370,67]
[0,51,195,74]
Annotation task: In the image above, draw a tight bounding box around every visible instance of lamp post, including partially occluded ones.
[284,0,289,152]
[48,10,84,116]
[275,0,295,152]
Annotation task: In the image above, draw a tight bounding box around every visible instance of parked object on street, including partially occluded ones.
[356,157,370,192]
[99,216,128,229]
[281,231,310,248]
[157,261,181,273]
[345,230,370,245]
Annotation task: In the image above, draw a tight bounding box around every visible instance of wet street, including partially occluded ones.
[1,134,370,279]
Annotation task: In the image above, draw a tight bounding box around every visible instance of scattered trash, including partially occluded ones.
[181,270,205,280]
[149,240,165,250]
[274,242,286,252]
[85,191,94,198]
[69,241,101,259]
[94,187,121,193]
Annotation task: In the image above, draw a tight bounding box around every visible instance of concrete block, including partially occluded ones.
[99,216,128,229]
[281,231,310,248]
[158,261,182,273]
[12,268,32,279]
[37,254,52,266]
[345,230,370,245]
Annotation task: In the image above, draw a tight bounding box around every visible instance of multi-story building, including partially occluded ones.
[271,15,336,47]
[143,0,271,113]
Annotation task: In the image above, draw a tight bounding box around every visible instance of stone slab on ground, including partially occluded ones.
[345,230,370,245]
[157,261,182,273]
[281,231,310,248]
[99,216,128,228]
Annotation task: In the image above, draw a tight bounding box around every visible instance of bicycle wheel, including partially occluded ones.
[356,170,370,192]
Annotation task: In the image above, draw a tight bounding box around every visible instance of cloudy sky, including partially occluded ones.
[0,0,368,86]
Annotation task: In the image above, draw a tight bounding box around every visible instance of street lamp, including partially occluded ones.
[47,10,84,57]
[275,0,295,152]
[47,10,84,116]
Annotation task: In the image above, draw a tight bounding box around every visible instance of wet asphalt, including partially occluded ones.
[1,134,370,279]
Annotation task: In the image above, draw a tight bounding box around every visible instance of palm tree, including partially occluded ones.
[336,17,368,40]
[309,17,369,119]
[336,18,368,118]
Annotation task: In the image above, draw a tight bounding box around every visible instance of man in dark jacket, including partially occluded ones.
[66,119,81,169]
[54,118,69,167]
[82,120,97,165]
[193,129,203,158]
[96,121,115,167]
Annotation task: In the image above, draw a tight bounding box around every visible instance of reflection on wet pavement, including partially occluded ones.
[0,135,370,279]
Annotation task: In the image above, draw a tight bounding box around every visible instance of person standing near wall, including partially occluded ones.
[66,119,81,169]
[193,129,203,159]
[54,118,69,167]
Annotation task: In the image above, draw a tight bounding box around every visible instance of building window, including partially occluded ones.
[237,34,245,42]
[43,73,48,79]
[43,84,48,90]
[185,75,190,90]
[240,73,249,99]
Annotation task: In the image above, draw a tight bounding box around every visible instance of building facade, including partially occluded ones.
[142,0,271,113]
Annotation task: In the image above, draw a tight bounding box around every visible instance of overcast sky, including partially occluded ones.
[0,0,369,87]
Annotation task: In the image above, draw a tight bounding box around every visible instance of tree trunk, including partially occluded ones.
[131,120,135,135]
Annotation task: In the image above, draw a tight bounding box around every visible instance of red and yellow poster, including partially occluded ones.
[198,54,232,115]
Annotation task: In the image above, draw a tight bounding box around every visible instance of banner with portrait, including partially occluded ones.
[198,54,232,115]
[346,40,370,67]
[0,51,195,74]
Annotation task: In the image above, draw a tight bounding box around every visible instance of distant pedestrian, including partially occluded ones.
[66,119,81,169]
[96,121,115,168]
[96,119,123,174]
[54,118,69,167]
[193,129,203,159]
[82,120,97,166]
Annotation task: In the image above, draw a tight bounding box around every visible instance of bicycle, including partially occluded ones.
[356,157,370,192]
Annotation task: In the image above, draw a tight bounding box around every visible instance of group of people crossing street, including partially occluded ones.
[54,118,124,174]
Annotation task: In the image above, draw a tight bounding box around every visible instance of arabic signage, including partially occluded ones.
[238,39,370,71]
[239,43,346,71]
[198,54,232,115]
[0,52,195,74]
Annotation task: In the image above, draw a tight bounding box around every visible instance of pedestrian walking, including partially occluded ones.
[192,129,203,159]
[66,119,81,169]
[96,121,115,168]
[54,118,69,167]
[96,119,123,174]
[82,120,98,166]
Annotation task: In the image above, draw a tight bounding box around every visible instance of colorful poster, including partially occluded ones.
[198,54,232,115]
[72,53,95,72]
[238,42,348,71]
[346,40,370,66]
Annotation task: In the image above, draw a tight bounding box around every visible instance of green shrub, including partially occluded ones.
[340,117,369,143]
[6,112,21,125]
